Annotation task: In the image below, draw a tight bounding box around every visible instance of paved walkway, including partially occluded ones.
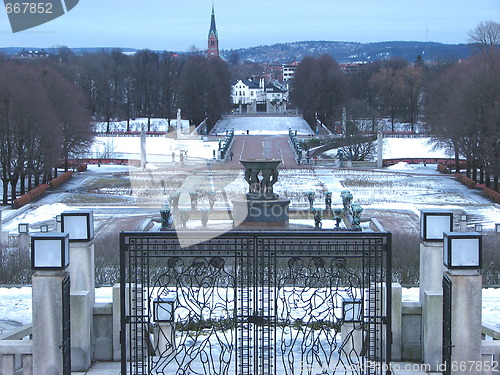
[219,134,311,170]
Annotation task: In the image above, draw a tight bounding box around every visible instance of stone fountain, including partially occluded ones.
[232,159,290,228]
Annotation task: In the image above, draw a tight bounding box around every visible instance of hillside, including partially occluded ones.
[0,41,472,64]
[221,40,472,64]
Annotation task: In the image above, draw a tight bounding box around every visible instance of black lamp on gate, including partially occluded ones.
[443,232,482,269]
[61,210,94,242]
[153,295,176,323]
[18,223,29,234]
[31,233,69,270]
[342,298,362,323]
[420,209,453,241]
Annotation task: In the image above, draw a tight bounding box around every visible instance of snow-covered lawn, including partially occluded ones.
[91,135,220,162]
[211,116,314,135]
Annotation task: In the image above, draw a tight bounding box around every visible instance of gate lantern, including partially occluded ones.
[342,298,362,323]
[153,295,176,322]
[61,210,94,242]
[18,223,29,234]
[31,233,69,270]
[443,232,481,269]
[420,209,453,241]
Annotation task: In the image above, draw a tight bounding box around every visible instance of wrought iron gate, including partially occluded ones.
[62,275,71,375]
[442,275,452,375]
[120,230,392,375]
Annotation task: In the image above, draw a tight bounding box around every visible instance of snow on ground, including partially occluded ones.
[2,203,71,232]
[382,137,448,159]
[211,116,314,135]
[91,136,220,162]
[324,137,449,160]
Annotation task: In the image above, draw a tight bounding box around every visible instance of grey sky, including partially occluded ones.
[1,0,499,51]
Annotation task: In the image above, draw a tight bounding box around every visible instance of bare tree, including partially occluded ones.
[0,62,58,203]
[469,21,500,50]
[41,65,93,171]
[178,55,231,130]
[290,55,348,129]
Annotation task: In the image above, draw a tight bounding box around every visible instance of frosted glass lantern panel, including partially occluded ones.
[63,215,89,240]
[156,303,173,321]
[343,299,362,322]
[425,216,451,240]
[33,239,63,268]
[451,238,480,267]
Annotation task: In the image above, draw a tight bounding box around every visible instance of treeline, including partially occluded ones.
[58,48,231,132]
[0,50,231,205]
[290,21,500,185]
[290,54,431,133]
[0,59,92,204]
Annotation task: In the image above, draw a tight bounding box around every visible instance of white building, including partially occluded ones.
[264,82,286,101]
[231,79,265,105]
[231,79,289,114]
[282,64,297,81]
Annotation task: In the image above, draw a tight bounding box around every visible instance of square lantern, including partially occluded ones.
[420,209,453,241]
[31,233,69,270]
[443,232,482,269]
[342,298,363,323]
[40,225,49,233]
[18,223,29,234]
[61,210,94,242]
[460,214,467,222]
[496,223,500,233]
[474,224,483,232]
[153,295,176,323]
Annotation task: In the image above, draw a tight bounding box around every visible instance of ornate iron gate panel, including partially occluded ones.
[442,275,452,375]
[120,231,392,375]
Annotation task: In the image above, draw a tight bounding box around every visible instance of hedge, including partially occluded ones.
[454,173,476,188]
[483,187,500,204]
[48,171,73,189]
[12,184,49,209]
[454,173,500,203]
[75,164,87,172]
[437,163,450,174]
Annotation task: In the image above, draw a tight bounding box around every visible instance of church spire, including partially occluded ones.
[207,2,219,57]
[209,2,217,38]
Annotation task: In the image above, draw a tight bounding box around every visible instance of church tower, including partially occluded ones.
[207,3,219,58]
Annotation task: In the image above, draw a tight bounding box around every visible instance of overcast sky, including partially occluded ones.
[1,0,499,51]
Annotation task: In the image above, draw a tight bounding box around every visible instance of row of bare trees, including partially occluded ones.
[291,21,499,186]
[290,54,426,132]
[58,49,231,132]
[0,60,92,204]
[427,21,500,183]
[0,50,231,205]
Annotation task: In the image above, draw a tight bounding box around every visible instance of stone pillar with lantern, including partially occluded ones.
[31,233,71,375]
[419,209,452,370]
[442,232,482,375]
[339,298,363,364]
[60,210,95,371]
[152,294,177,357]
